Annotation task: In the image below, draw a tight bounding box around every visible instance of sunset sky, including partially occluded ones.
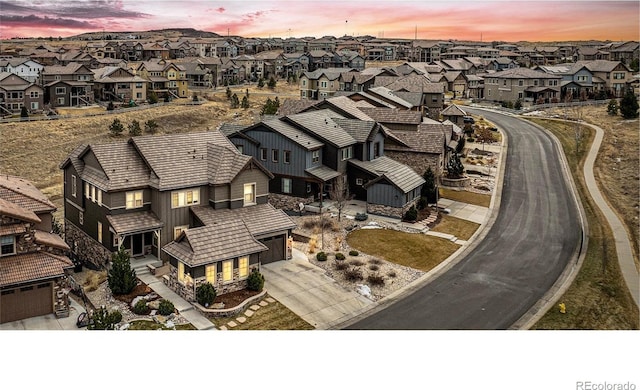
[1,0,638,42]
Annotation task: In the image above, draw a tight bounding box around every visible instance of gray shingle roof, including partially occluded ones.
[163,220,267,267]
[492,67,560,79]
[86,142,150,191]
[441,104,467,117]
[349,156,424,193]
[218,123,249,136]
[384,125,447,155]
[305,165,342,182]
[259,117,324,150]
[357,107,422,125]
[191,203,296,237]
[284,110,356,148]
[323,96,374,121]
[367,87,414,109]
[207,144,255,185]
[130,130,237,191]
[107,211,163,235]
[332,118,377,142]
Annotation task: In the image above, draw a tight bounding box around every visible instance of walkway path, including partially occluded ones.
[137,273,216,330]
[582,123,639,306]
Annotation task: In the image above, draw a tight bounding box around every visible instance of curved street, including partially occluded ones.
[344,109,582,329]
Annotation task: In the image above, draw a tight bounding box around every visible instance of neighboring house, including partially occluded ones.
[580,60,633,97]
[609,41,639,64]
[299,68,348,100]
[59,130,295,302]
[136,60,188,99]
[535,64,595,100]
[231,55,264,81]
[0,58,44,83]
[483,67,561,104]
[40,63,94,107]
[0,175,73,324]
[92,66,147,103]
[441,103,467,126]
[411,41,441,62]
[225,108,424,219]
[0,72,44,115]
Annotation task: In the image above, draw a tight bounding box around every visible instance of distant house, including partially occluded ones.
[581,60,633,98]
[59,130,295,300]
[0,175,73,324]
[300,68,348,100]
[483,67,561,104]
[0,58,43,83]
[40,63,94,107]
[0,72,44,115]
[92,66,147,103]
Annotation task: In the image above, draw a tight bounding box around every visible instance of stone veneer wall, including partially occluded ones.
[2,217,68,258]
[65,223,112,269]
[268,193,314,212]
[441,177,471,188]
[367,198,419,219]
[165,263,260,303]
[384,151,440,179]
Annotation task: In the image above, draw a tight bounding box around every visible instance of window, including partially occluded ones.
[79,211,84,225]
[173,225,188,240]
[518,80,523,87]
[320,81,327,88]
[302,79,306,86]
[31,102,39,110]
[239,257,249,279]
[503,79,506,86]
[243,183,256,206]
[284,150,291,164]
[1,236,16,256]
[57,97,65,105]
[518,92,523,99]
[30,91,39,98]
[71,175,77,197]
[282,178,292,194]
[222,260,233,282]
[272,149,279,163]
[206,264,217,284]
[374,142,380,158]
[97,222,103,243]
[260,148,267,161]
[91,186,96,202]
[55,87,66,95]
[312,150,320,163]
[534,80,538,86]
[341,146,353,161]
[236,144,244,154]
[613,72,625,80]
[171,188,199,208]
[356,178,363,185]
[85,182,89,199]
[178,262,186,283]
[125,190,143,209]
[306,183,312,193]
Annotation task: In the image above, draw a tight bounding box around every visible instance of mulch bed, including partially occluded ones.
[213,289,262,308]
[113,281,153,305]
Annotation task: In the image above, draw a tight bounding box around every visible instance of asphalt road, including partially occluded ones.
[345,109,582,329]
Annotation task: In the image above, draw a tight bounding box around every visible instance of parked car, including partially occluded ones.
[463,116,475,124]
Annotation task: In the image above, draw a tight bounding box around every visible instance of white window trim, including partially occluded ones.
[79,211,84,225]
[126,190,143,209]
[243,183,256,206]
[71,175,77,197]
[282,178,292,194]
[97,221,103,243]
[0,235,16,257]
[85,182,89,199]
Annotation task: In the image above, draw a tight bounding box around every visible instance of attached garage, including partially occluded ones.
[260,235,286,264]
[1,282,53,324]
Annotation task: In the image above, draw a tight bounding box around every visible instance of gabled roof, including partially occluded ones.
[357,107,422,125]
[305,165,342,182]
[316,96,375,121]
[0,175,56,214]
[367,87,414,109]
[284,110,356,148]
[332,118,377,143]
[107,211,164,235]
[0,252,73,288]
[349,156,424,193]
[491,67,560,79]
[164,219,267,267]
[207,144,272,184]
[441,104,467,117]
[79,141,150,191]
[0,198,41,224]
[277,98,317,116]
[385,124,447,155]
[34,231,70,251]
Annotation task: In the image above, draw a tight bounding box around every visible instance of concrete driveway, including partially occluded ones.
[0,297,87,330]
[261,249,373,329]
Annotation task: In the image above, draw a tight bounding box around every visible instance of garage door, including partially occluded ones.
[1,283,53,324]
[260,235,285,265]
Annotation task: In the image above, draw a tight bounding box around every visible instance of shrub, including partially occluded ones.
[369,264,379,271]
[417,197,428,210]
[196,282,217,307]
[108,118,125,136]
[387,270,397,278]
[144,119,159,134]
[133,299,149,315]
[620,88,639,119]
[514,99,522,110]
[335,252,345,260]
[158,299,175,316]
[369,258,382,265]
[247,269,265,292]
[268,76,277,89]
[148,91,158,104]
[349,250,359,256]
[316,252,328,262]
[88,307,122,330]
[607,99,619,116]
[404,205,418,221]
[349,259,364,267]
[257,78,265,88]
[107,247,136,295]
[344,267,363,281]
[355,213,368,221]
[128,120,142,136]
[106,101,115,111]
[467,137,475,142]
[334,261,348,271]
[367,273,385,286]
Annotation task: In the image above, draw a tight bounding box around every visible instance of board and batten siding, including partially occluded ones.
[367,182,405,208]
[244,127,312,177]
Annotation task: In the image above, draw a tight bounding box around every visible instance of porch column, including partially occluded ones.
[154,229,161,262]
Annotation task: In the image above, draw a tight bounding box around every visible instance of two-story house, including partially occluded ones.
[0,58,44,83]
[581,60,633,98]
[483,67,562,104]
[300,68,349,100]
[225,108,424,219]
[92,66,148,103]
[40,63,94,108]
[60,131,295,299]
[0,175,73,324]
[535,63,595,100]
[0,72,44,115]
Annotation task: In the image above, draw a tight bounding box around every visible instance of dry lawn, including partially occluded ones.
[526,117,638,329]
[430,215,480,241]
[0,83,299,220]
[346,229,460,272]
[208,296,314,330]
[439,188,492,208]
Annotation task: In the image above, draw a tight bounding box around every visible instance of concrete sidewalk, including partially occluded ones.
[437,198,489,224]
[137,273,216,330]
[261,248,373,329]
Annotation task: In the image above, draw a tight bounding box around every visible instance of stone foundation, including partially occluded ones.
[441,177,471,188]
[165,263,260,303]
[367,198,419,220]
[65,222,112,269]
[268,193,314,212]
[194,290,267,318]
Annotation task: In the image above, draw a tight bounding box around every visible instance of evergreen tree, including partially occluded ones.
[106,101,115,111]
[268,76,277,89]
[241,95,249,109]
[514,99,522,110]
[260,98,279,115]
[446,153,465,179]
[144,119,159,134]
[619,88,639,119]
[20,106,29,119]
[109,118,125,136]
[421,166,437,203]
[226,86,232,100]
[257,78,265,88]
[128,120,142,136]
[607,99,619,116]
[230,93,240,108]
[107,246,137,295]
[148,91,158,104]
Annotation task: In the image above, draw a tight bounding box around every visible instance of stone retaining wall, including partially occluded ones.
[441,176,471,188]
[367,198,419,219]
[268,193,314,212]
[193,290,267,318]
[65,222,112,269]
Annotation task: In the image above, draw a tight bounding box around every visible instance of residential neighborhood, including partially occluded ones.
[0,18,638,341]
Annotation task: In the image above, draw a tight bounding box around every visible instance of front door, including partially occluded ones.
[132,234,144,256]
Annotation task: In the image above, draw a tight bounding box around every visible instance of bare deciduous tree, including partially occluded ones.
[329,175,351,222]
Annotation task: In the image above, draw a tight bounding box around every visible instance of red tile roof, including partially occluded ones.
[0,252,73,288]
